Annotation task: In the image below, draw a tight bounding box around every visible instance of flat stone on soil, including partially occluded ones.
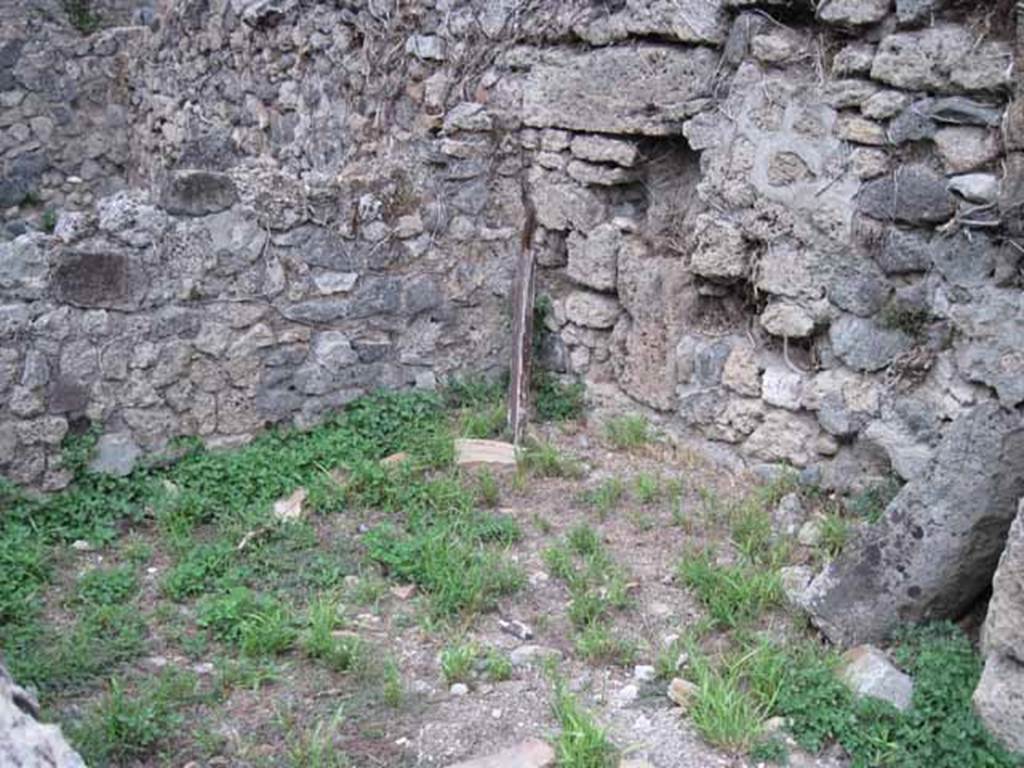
[455,439,518,467]
[667,677,698,709]
[445,739,555,768]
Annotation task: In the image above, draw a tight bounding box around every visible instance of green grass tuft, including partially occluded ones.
[677,549,781,629]
[603,414,652,451]
[551,681,618,767]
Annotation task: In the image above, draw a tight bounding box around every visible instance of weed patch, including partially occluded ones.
[69,670,198,765]
[551,680,618,767]
[677,550,781,629]
[519,440,584,479]
[603,414,652,451]
[544,528,633,666]
[579,477,625,519]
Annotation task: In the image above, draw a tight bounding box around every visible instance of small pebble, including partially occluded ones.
[633,664,656,682]
[450,683,469,696]
[616,683,639,705]
[491,708,502,719]
[667,677,698,709]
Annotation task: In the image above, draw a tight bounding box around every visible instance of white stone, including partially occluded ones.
[761,365,804,411]
[633,665,657,682]
[947,173,1000,204]
[838,645,914,712]
[818,0,890,26]
[312,271,358,295]
[405,34,445,61]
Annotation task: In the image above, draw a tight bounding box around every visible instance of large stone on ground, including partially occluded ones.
[973,500,1024,755]
[871,25,1014,94]
[973,656,1024,756]
[1,661,85,767]
[455,439,518,467]
[445,738,555,768]
[803,402,1024,645]
[839,645,914,712]
[521,45,717,135]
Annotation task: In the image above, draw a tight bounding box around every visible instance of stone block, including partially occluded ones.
[933,127,1001,173]
[871,25,1013,94]
[691,215,747,280]
[160,170,238,216]
[830,315,913,372]
[522,45,717,136]
[566,223,620,292]
[574,0,727,46]
[569,135,638,167]
[564,291,621,329]
[817,0,891,26]
[857,165,955,225]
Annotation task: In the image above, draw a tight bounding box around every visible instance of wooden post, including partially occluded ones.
[507,182,537,445]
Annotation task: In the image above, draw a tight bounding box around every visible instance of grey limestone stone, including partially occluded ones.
[522,45,717,136]
[974,501,1024,755]
[89,432,143,477]
[830,315,913,372]
[804,402,1024,645]
[857,165,955,225]
[871,25,1014,94]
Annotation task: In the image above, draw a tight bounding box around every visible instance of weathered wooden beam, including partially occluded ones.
[507,182,537,445]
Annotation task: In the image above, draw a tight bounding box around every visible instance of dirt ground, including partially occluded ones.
[38,420,847,768]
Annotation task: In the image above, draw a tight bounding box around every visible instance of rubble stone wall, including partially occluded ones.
[1,0,1022,494]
